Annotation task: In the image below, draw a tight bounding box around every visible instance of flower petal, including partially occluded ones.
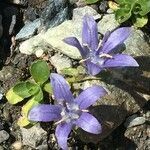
[55,123,72,150]
[28,104,62,122]
[101,27,131,53]
[85,61,102,75]
[103,54,139,68]
[63,37,87,57]
[75,112,102,134]
[82,15,98,51]
[50,73,74,102]
[75,86,107,109]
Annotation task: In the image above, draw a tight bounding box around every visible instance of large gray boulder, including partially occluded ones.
[19,6,101,59]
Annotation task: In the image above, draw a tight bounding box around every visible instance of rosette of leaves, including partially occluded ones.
[6,60,51,127]
[114,0,150,27]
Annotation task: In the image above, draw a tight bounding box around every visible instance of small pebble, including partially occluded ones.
[12,141,22,150]
[0,130,10,144]
[124,115,146,128]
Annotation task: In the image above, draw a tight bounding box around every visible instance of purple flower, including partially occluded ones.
[63,15,139,75]
[28,73,107,150]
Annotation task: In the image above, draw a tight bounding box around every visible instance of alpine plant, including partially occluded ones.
[28,73,107,150]
[63,15,139,75]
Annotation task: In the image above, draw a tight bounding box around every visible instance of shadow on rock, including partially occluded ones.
[100,55,150,111]
[77,104,127,143]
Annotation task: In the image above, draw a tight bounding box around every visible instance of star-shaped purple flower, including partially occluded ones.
[28,73,107,150]
[63,15,139,75]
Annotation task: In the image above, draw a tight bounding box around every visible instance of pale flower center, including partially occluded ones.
[81,44,113,65]
[60,102,81,123]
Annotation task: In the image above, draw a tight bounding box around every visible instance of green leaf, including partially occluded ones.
[43,82,53,94]
[85,0,99,4]
[61,68,79,77]
[34,87,43,102]
[30,60,50,85]
[6,88,24,104]
[13,81,39,98]
[13,82,31,98]
[115,7,132,23]
[133,15,148,27]
[136,0,150,16]
[6,81,41,105]
[17,97,40,127]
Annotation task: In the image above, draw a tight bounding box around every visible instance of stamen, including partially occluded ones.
[82,109,89,112]
[79,57,90,63]
[96,40,103,51]
[99,53,113,59]
[54,116,68,125]
[83,43,92,52]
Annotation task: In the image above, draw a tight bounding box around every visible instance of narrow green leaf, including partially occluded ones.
[17,97,39,127]
[61,68,79,77]
[34,87,43,102]
[43,82,53,94]
[85,0,99,4]
[30,60,50,85]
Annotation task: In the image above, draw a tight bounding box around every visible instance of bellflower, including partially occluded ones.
[28,73,107,150]
[63,15,139,75]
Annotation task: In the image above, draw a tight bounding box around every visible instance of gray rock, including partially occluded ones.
[0,130,9,143]
[0,92,3,100]
[0,66,15,81]
[8,0,27,6]
[98,13,120,34]
[125,28,150,56]
[16,19,42,41]
[0,145,4,150]
[21,124,47,149]
[19,6,100,59]
[41,0,69,28]
[50,53,72,74]
[69,0,78,5]
[0,66,22,93]
[124,115,146,128]
[72,6,101,21]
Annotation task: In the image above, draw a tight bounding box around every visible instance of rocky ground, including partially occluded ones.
[0,0,150,150]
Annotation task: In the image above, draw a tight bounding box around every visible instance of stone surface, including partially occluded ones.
[0,145,4,150]
[124,124,150,150]
[0,130,9,143]
[125,28,150,56]
[21,124,47,149]
[0,92,3,100]
[0,66,16,81]
[50,53,72,73]
[11,141,23,150]
[8,0,28,6]
[124,115,146,128]
[16,19,42,41]
[97,13,120,34]
[0,66,23,93]
[19,6,101,59]
[41,0,69,29]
